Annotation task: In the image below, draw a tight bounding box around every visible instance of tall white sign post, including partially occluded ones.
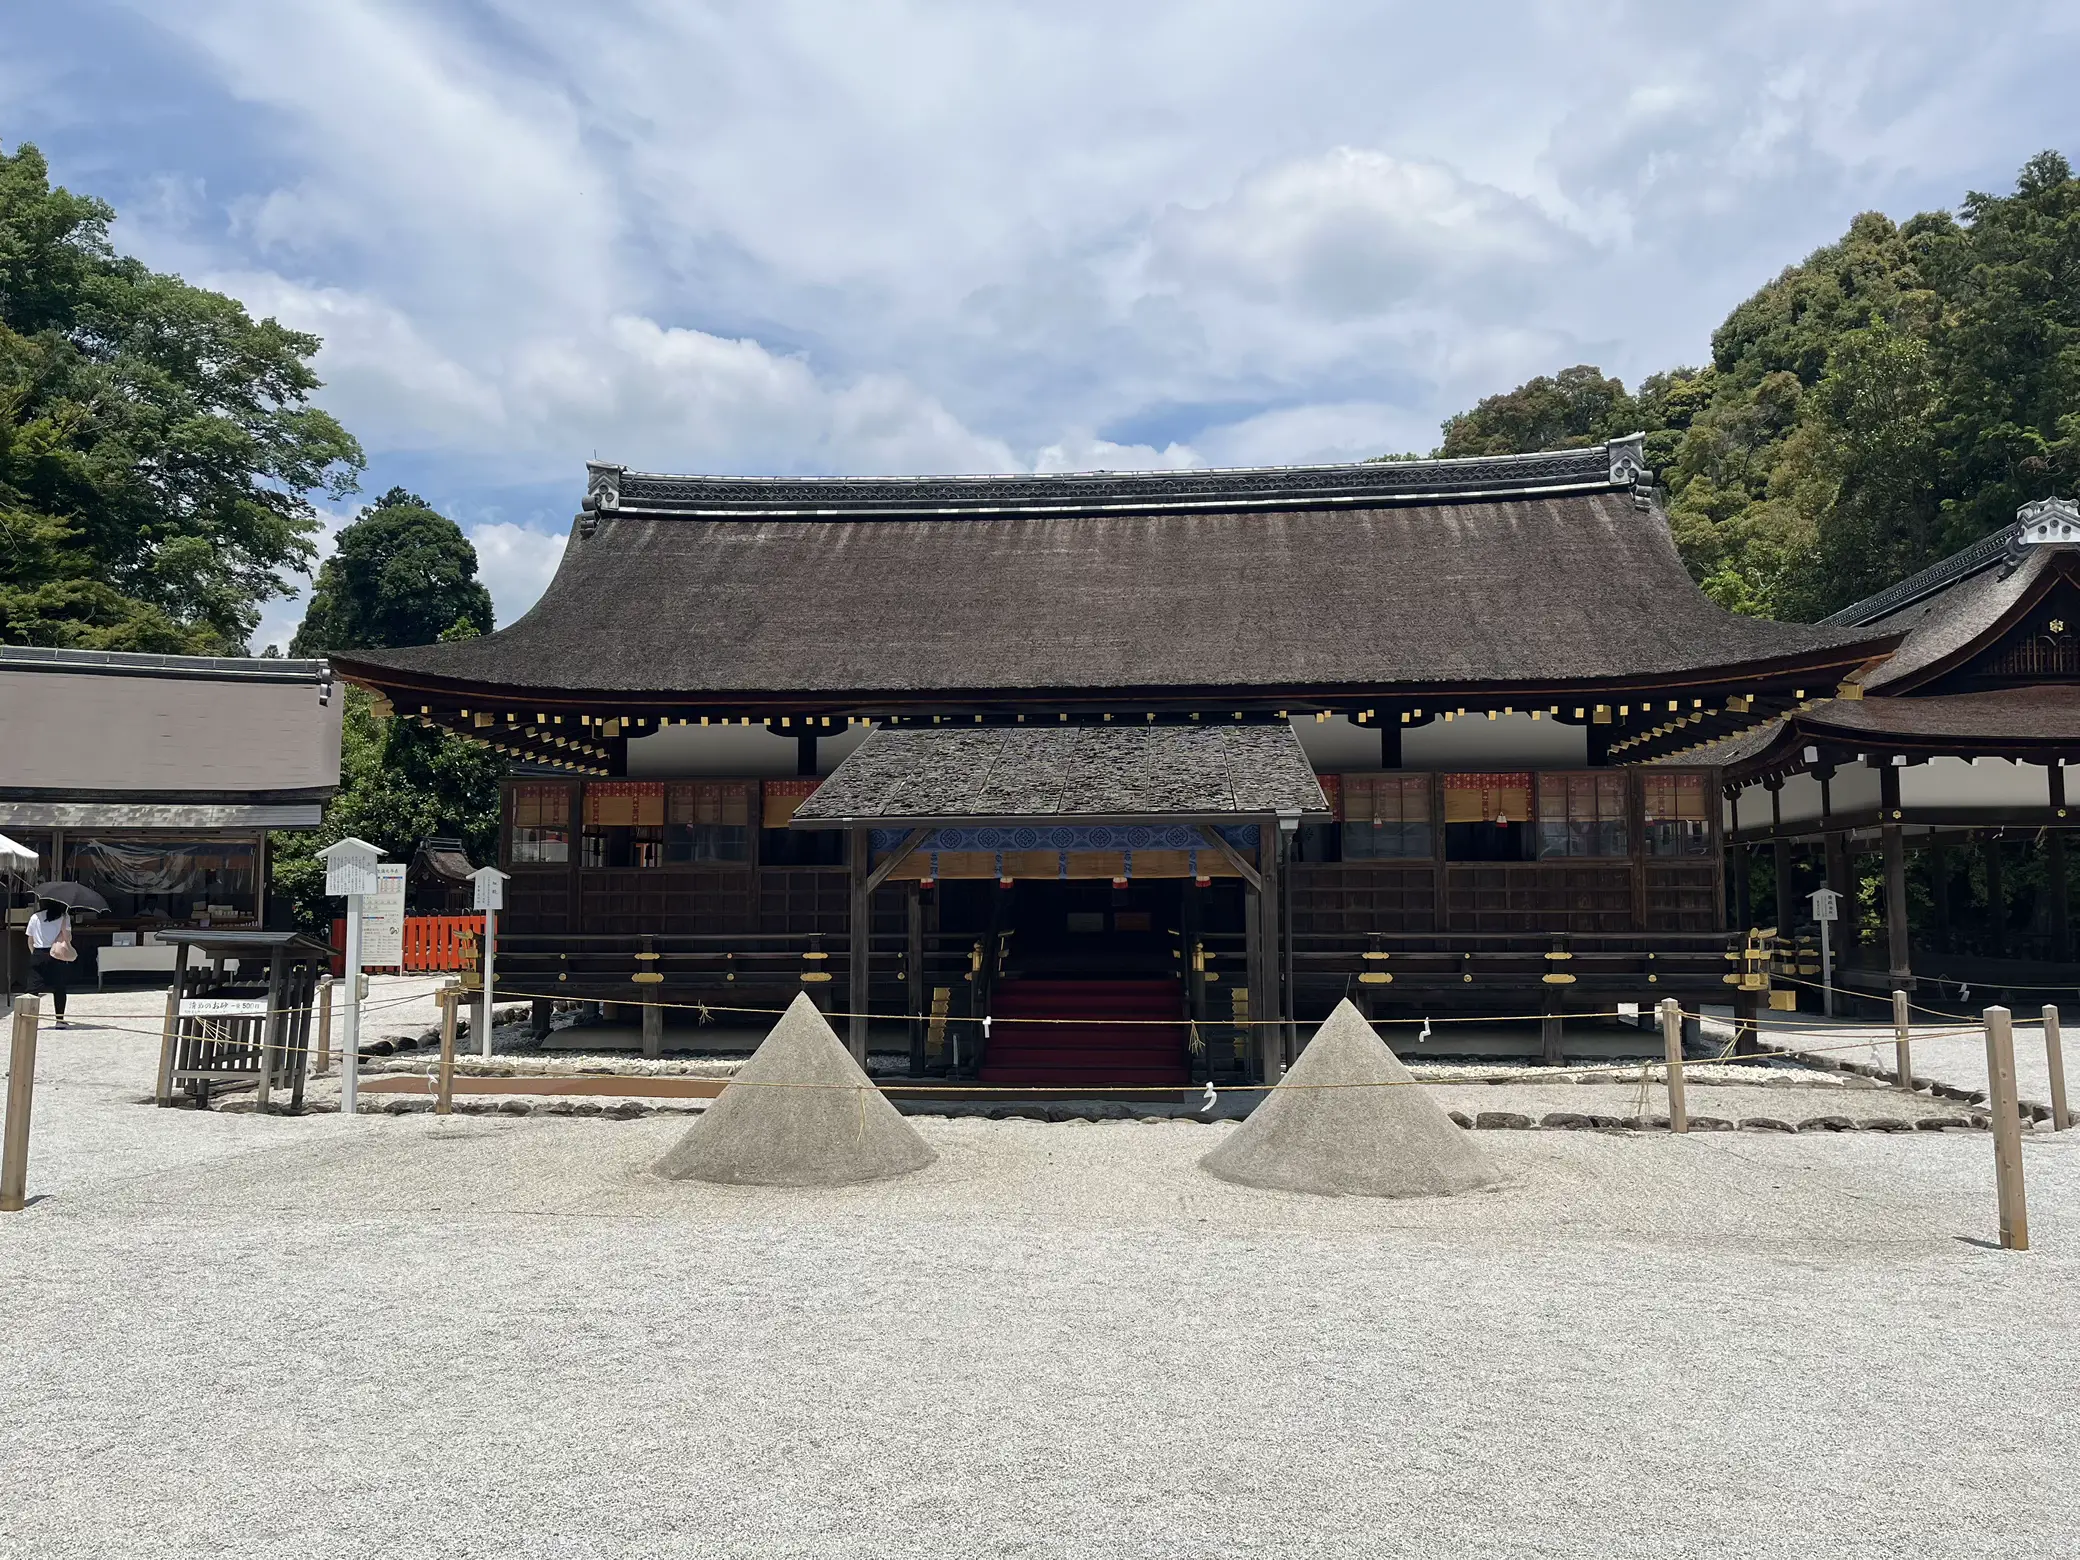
[1810,885,1842,1019]
[319,838,385,1117]
[471,867,508,1059]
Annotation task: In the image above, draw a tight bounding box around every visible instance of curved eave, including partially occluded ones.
[330,636,1897,714]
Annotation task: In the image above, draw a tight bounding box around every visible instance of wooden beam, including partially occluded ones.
[864,827,933,896]
[1195,825,1262,891]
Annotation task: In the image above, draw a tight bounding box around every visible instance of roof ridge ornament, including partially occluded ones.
[1607,432,1649,489]
[584,460,625,514]
[2014,495,2080,549]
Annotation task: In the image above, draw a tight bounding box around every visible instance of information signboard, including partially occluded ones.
[361,864,407,970]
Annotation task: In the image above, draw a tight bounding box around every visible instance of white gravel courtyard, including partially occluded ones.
[2,994,2078,1557]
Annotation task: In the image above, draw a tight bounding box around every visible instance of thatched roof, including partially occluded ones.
[333,442,1884,706]
[792,724,1327,825]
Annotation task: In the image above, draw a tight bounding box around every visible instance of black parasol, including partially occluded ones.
[33,881,110,914]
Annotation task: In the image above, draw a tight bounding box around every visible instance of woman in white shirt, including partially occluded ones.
[25,900,73,1028]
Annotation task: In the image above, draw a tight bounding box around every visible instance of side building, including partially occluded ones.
[1675,496,2080,1006]
[331,438,1891,1081]
[0,647,343,988]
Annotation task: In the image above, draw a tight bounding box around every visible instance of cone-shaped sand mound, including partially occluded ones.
[655,993,936,1186]
[1199,999,1500,1198]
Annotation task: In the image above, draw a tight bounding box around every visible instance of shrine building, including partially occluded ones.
[331,437,1900,1084]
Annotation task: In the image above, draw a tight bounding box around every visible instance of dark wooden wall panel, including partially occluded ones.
[1290,864,1438,934]
[1445,865,1633,933]
[1644,863,1721,932]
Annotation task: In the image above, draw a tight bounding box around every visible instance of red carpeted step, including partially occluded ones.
[981,978,1190,1085]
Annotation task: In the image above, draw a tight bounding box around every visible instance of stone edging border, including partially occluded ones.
[242,1097,2003,1132]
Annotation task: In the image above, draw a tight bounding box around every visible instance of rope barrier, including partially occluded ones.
[481,988,1643,1029]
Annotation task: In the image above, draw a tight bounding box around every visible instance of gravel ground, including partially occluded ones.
[1698,1005,2066,1111]
[4,995,2079,1558]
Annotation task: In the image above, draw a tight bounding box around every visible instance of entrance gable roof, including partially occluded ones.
[791,724,1329,826]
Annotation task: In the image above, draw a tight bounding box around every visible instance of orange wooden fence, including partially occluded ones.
[331,914,484,975]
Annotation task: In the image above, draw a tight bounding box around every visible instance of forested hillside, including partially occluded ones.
[1429,151,2080,622]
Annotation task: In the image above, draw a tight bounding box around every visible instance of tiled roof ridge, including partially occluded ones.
[581,437,1648,519]
[1820,525,2021,628]
[0,644,332,683]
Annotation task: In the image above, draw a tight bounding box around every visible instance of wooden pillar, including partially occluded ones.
[2049,759,2072,963]
[1880,766,1912,992]
[1929,832,1951,954]
[1983,1006,2030,1250]
[436,983,458,1115]
[1257,822,1285,1081]
[641,999,663,1058]
[906,884,925,1077]
[1181,877,1205,1083]
[1733,988,1760,1057]
[1732,842,1752,930]
[255,946,286,1112]
[848,827,870,1064]
[1985,833,2006,945]
[1540,988,1564,1066]
[1243,877,1263,1080]
[2051,832,2072,965]
[797,732,818,777]
[1825,832,1854,952]
[1,996,40,1212]
[1773,842,1795,931]
[1379,720,1402,770]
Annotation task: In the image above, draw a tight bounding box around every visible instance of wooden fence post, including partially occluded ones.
[1892,989,1913,1092]
[155,978,182,1106]
[1982,1006,2029,1252]
[2045,1005,2070,1132]
[2,995,41,1213]
[314,975,334,1074]
[436,982,459,1116]
[1659,997,1688,1133]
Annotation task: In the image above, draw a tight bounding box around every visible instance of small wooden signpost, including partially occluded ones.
[320,837,385,1118]
[1892,990,1914,1093]
[1808,886,1841,1017]
[471,867,508,1060]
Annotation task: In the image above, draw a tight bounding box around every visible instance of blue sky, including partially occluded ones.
[7,1,2079,650]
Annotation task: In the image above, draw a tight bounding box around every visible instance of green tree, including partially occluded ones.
[270,630,508,932]
[0,141,363,651]
[1436,365,1637,457]
[289,487,494,655]
[274,508,505,930]
[1413,151,2080,622]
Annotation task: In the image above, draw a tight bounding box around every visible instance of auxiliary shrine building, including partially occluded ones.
[334,438,1904,1085]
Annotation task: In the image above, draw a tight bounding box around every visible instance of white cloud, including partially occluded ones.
[1143,149,1583,320]
[22,0,2074,553]
[1031,435,1202,474]
[467,522,568,631]
[1193,403,1441,468]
